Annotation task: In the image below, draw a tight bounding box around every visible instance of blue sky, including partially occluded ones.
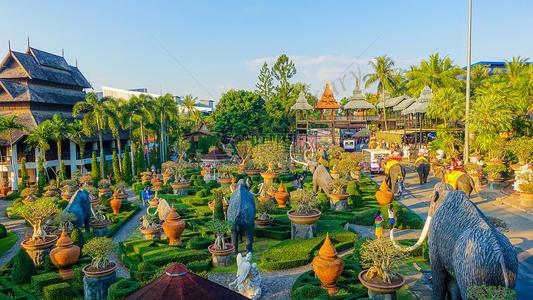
[1,1,532,100]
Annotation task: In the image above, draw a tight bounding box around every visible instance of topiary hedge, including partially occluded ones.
[0,224,7,239]
[42,282,77,300]
[107,279,141,300]
[11,249,37,284]
[31,272,63,290]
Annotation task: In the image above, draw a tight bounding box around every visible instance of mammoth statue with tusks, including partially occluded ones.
[290,142,333,196]
[390,183,518,299]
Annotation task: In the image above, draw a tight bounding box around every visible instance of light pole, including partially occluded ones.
[463,0,473,162]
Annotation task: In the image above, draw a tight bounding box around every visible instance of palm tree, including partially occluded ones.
[405,53,464,96]
[49,114,68,181]
[73,92,108,178]
[0,115,26,190]
[104,98,124,172]
[131,94,155,168]
[427,87,465,125]
[365,55,397,131]
[153,93,178,162]
[67,119,87,174]
[119,98,138,178]
[26,121,52,182]
[504,56,529,86]
[182,94,200,125]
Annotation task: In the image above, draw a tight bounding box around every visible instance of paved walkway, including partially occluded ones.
[0,200,30,267]
[371,165,533,299]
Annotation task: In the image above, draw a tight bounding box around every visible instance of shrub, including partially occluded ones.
[11,249,37,284]
[142,249,210,267]
[195,189,206,198]
[186,258,212,273]
[100,194,111,206]
[468,285,516,300]
[316,192,329,211]
[107,279,141,300]
[31,272,63,290]
[187,237,212,250]
[71,227,86,249]
[291,284,328,299]
[132,262,158,285]
[43,282,77,300]
[0,224,7,239]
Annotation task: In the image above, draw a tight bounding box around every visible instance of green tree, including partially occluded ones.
[49,114,68,181]
[26,121,52,184]
[427,87,465,125]
[255,62,274,101]
[67,119,87,174]
[104,98,124,172]
[20,158,28,190]
[405,53,464,96]
[153,94,178,162]
[365,55,397,131]
[11,249,37,284]
[122,144,132,183]
[210,90,266,140]
[272,54,297,108]
[73,92,108,178]
[0,115,25,190]
[182,94,201,126]
[36,156,46,196]
[130,94,154,168]
[118,99,138,178]
[91,151,100,186]
[112,150,121,183]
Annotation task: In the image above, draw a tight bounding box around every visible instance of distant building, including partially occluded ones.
[464,61,533,74]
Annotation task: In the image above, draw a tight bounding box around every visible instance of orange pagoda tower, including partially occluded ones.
[315,81,340,120]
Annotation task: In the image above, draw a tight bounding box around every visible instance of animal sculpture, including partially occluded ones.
[383,159,406,194]
[65,189,93,233]
[290,143,333,195]
[391,184,518,299]
[434,168,476,198]
[414,156,431,185]
[227,180,256,253]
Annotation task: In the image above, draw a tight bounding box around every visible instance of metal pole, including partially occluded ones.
[463,0,473,162]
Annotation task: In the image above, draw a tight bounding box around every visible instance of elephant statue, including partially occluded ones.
[383,160,406,195]
[414,156,430,185]
[227,179,256,253]
[391,184,518,299]
[434,168,476,198]
[65,189,94,233]
[290,143,333,195]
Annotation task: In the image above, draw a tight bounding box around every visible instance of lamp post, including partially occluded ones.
[463,0,473,162]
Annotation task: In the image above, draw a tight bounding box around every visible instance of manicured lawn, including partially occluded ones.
[0,232,17,256]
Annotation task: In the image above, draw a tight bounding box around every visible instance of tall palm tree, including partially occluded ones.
[49,114,68,181]
[427,87,465,125]
[0,115,26,190]
[67,119,87,174]
[365,55,397,131]
[182,94,200,125]
[131,94,154,168]
[119,98,138,178]
[26,120,52,181]
[73,92,108,178]
[504,56,529,86]
[153,93,178,162]
[104,98,123,172]
[405,53,464,96]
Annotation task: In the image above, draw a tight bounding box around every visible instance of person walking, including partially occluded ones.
[141,187,147,207]
[388,204,395,228]
[374,210,383,239]
[397,174,405,197]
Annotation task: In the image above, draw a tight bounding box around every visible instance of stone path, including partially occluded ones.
[110,188,144,278]
[0,200,31,267]
[371,165,533,299]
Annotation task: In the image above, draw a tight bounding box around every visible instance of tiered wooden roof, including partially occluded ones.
[315,81,340,109]
[290,90,313,111]
[343,81,375,110]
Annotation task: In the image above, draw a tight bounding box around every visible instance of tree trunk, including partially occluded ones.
[141,121,149,168]
[116,134,123,173]
[382,89,388,131]
[98,130,105,179]
[129,117,135,178]
[9,131,16,191]
[57,139,62,181]
[79,142,85,175]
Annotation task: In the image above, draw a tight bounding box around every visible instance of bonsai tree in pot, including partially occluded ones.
[206,219,234,267]
[507,137,533,170]
[244,160,261,175]
[255,198,274,227]
[171,161,191,193]
[484,164,508,183]
[61,179,78,200]
[20,187,37,204]
[288,189,320,225]
[328,178,349,211]
[113,181,127,199]
[236,140,253,172]
[43,180,59,197]
[55,211,78,234]
[252,141,288,182]
[140,210,162,240]
[82,237,118,299]
[358,238,408,298]
[218,164,237,185]
[334,152,362,181]
[98,179,112,197]
[90,205,111,237]
[15,197,60,267]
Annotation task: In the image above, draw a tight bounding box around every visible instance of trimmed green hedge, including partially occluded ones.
[31,272,63,290]
[42,282,77,300]
[107,279,140,300]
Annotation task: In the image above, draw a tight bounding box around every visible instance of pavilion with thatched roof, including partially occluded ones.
[343,80,375,120]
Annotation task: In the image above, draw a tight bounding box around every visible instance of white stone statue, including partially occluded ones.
[229,252,261,300]
[435,149,445,161]
[402,145,411,160]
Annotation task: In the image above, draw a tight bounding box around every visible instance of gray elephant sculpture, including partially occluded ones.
[290,143,332,195]
[414,156,430,185]
[383,160,406,194]
[391,184,518,299]
[65,189,94,233]
[434,167,476,198]
[227,179,256,253]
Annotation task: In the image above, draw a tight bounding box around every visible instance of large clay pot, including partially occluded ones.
[110,192,122,215]
[312,233,344,296]
[244,169,261,176]
[329,193,349,204]
[139,226,162,240]
[208,243,235,267]
[50,230,80,279]
[218,177,232,185]
[255,217,273,228]
[287,209,321,225]
[274,182,289,208]
[358,270,405,298]
[375,181,393,206]
[21,236,59,267]
[162,207,186,246]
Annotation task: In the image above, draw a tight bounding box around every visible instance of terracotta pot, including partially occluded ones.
[260,171,278,181]
[329,193,349,204]
[312,233,345,296]
[110,193,122,215]
[358,270,405,296]
[50,230,80,279]
[375,181,393,206]
[218,177,232,185]
[82,262,117,278]
[171,181,190,189]
[255,217,273,227]
[21,235,59,251]
[244,169,261,176]
[274,182,289,208]
[90,219,111,229]
[520,192,533,208]
[208,243,235,256]
[140,226,162,240]
[287,210,321,225]
[162,207,186,246]
[148,198,159,208]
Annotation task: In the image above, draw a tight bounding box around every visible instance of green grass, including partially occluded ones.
[0,232,17,256]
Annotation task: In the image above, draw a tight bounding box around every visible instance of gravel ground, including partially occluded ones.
[0,200,30,267]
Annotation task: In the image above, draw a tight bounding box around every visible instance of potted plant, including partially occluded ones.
[84,185,99,208]
[507,137,533,171]
[162,206,186,246]
[287,189,321,225]
[218,164,237,185]
[236,140,253,173]
[43,180,59,197]
[252,141,288,183]
[358,238,408,299]
[244,161,261,176]
[207,219,234,267]
[98,179,112,197]
[139,211,162,240]
[90,205,111,237]
[208,187,230,213]
[113,181,128,200]
[82,237,117,300]
[328,178,349,203]
[61,179,78,200]
[20,187,37,204]
[15,197,59,267]
[50,229,80,279]
[274,182,290,208]
[170,161,191,193]
[161,161,175,184]
[513,164,533,207]
[79,174,93,187]
[484,163,508,182]
[255,198,274,227]
[54,211,77,234]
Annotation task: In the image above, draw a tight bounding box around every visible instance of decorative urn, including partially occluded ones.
[375,181,393,206]
[162,207,186,246]
[274,182,289,208]
[312,233,344,296]
[110,192,122,215]
[50,230,81,279]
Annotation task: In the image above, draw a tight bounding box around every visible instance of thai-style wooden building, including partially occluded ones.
[0,46,127,192]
